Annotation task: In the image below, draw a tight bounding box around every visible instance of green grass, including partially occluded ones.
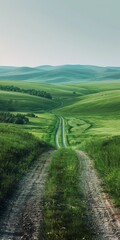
[1,80,119,99]
[0,124,51,204]
[65,116,120,148]
[62,95,120,204]
[56,81,120,206]
[18,113,58,146]
[64,113,120,206]
[0,79,120,218]
[81,136,120,206]
[0,90,56,112]
[0,80,79,98]
[0,82,59,146]
[58,90,120,116]
[43,149,92,240]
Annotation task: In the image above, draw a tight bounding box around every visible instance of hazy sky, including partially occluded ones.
[0,0,120,66]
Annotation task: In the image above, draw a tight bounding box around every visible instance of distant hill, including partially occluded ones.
[0,65,120,84]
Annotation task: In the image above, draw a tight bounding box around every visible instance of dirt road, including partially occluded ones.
[0,151,55,240]
[56,116,120,239]
[76,150,120,240]
[1,116,120,240]
[61,117,67,148]
[55,116,61,149]
[56,116,67,148]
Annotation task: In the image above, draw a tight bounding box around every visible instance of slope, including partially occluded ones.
[0,65,120,84]
[58,90,120,116]
[0,91,56,112]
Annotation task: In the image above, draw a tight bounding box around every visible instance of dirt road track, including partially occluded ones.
[56,117,61,149]
[61,117,67,148]
[0,150,55,240]
[76,150,120,240]
[1,116,120,240]
[56,116,67,149]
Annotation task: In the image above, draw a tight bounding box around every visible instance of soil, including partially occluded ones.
[76,150,120,240]
[0,150,55,240]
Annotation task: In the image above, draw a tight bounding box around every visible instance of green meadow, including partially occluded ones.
[0,76,120,236]
[53,82,120,206]
[0,90,56,112]
[18,113,58,146]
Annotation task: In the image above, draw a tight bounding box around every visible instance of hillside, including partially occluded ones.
[0,69,120,239]
[0,91,56,112]
[57,89,120,116]
[0,124,51,203]
[0,65,120,84]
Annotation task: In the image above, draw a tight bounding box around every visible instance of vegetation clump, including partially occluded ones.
[26,112,37,118]
[82,136,120,206]
[0,85,52,99]
[0,112,29,124]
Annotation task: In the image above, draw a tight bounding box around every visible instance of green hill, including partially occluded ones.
[58,90,120,116]
[0,91,56,112]
[0,65,120,84]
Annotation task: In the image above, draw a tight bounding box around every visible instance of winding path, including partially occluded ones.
[55,116,61,149]
[1,116,120,240]
[56,116,67,148]
[56,116,120,239]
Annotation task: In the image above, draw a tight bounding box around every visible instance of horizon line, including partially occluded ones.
[0,64,120,68]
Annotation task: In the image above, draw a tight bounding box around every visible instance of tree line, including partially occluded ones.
[0,85,52,99]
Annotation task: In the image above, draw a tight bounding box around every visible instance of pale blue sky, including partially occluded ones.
[0,0,120,66]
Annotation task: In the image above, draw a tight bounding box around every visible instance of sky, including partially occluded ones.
[0,0,120,67]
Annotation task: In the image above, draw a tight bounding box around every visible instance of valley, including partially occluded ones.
[0,69,120,239]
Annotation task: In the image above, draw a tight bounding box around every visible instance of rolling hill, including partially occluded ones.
[57,90,120,116]
[0,65,120,84]
[0,91,56,112]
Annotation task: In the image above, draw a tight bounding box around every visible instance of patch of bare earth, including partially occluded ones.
[0,150,55,240]
[76,150,120,240]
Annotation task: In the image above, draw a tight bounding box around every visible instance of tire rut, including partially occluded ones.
[56,116,67,149]
[76,150,120,240]
[0,150,55,240]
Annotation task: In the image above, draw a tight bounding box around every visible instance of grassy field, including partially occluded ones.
[0,124,51,204]
[57,90,120,116]
[55,81,120,206]
[81,136,120,206]
[0,82,59,204]
[18,113,58,146]
[0,90,56,112]
[0,79,120,213]
[65,116,120,147]
[64,115,120,205]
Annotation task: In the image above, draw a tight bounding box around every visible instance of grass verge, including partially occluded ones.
[0,124,51,204]
[43,149,92,240]
[64,115,120,206]
[81,136,120,206]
